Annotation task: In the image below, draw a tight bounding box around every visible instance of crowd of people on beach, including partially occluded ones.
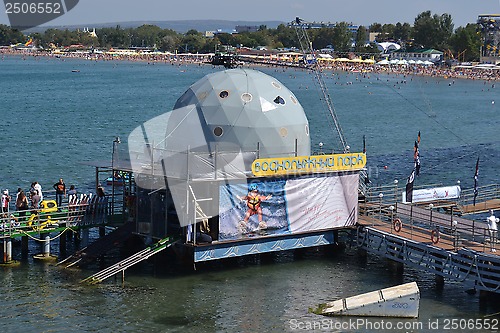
[2,47,500,81]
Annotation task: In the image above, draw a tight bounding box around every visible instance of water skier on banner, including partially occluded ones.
[237,183,272,233]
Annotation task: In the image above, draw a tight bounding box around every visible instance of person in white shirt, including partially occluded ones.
[487,210,498,252]
[33,182,43,202]
[1,190,10,213]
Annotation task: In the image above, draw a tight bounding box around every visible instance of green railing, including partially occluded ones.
[0,195,113,239]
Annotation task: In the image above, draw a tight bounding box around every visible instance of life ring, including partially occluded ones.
[393,218,402,233]
[431,229,440,244]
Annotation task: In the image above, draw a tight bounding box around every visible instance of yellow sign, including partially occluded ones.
[251,153,366,177]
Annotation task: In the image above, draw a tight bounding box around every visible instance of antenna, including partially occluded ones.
[291,17,348,153]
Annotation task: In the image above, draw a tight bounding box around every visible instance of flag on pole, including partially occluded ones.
[406,168,415,203]
[362,135,370,184]
[473,157,479,206]
[414,131,421,176]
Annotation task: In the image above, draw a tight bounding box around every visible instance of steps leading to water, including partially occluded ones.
[81,237,178,285]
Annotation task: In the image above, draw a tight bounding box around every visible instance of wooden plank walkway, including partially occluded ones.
[359,216,497,254]
[357,187,500,293]
[460,199,500,215]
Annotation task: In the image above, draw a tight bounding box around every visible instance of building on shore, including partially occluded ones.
[478,14,500,65]
[389,48,444,64]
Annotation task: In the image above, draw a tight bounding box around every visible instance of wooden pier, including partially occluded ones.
[0,195,110,264]
[358,183,500,294]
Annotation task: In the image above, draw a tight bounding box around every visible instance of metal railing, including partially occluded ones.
[361,200,496,253]
[459,184,500,206]
[0,194,111,239]
[357,226,500,293]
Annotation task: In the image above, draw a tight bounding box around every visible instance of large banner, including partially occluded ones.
[402,185,461,203]
[218,173,359,241]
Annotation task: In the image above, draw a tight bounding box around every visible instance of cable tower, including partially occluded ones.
[291,17,348,153]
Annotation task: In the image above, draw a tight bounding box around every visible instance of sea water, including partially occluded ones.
[0,56,499,332]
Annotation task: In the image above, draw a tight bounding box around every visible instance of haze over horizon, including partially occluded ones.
[1,0,500,30]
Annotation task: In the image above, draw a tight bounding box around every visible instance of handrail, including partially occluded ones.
[81,236,177,284]
[0,194,112,239]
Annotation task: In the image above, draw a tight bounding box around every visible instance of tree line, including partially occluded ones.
[0,11,483,61]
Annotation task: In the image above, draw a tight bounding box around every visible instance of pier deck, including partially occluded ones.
[459,199,500,215]
[358,200,500,293]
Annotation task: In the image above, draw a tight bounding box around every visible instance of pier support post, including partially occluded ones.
[3,238,12,263]
[21,235,29,259]
[34,234,57,261]
[99,226,106,238]
[357,248,367,258]
[81,228,89,247]
[435,274,445,289]
[59,230,67,257]
[43,235,50,257]
[387,259,405,275]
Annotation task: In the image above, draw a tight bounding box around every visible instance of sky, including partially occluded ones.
[1,0,500,29]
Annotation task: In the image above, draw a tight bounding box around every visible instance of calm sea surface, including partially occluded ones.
[0,56,499,332]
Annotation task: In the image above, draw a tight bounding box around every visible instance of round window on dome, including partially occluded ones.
[213,126,224,137]
[271,81,281,89]
[274,96,285,105]
[305,124,310,136]
[290,95,298,104]
[279,127,288,137]
[241,92,252,103]
[219,90,229,99]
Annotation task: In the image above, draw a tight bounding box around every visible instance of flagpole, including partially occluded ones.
[473,156,479,206]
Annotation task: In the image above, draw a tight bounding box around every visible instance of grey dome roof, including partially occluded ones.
[129,68,312,186]
[172,68,311,158]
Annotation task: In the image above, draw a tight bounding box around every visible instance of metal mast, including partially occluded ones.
[291,17,348,153]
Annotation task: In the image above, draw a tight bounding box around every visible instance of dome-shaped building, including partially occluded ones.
[123,68,361,257]
[130,68,311,182]
[170,68,311,159]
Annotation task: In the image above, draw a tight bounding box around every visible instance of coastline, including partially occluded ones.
[2,48,500,82]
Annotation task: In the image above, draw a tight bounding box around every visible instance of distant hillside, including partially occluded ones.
[26,20,285,33]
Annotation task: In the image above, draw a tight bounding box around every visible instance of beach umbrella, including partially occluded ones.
[376,59,390,65]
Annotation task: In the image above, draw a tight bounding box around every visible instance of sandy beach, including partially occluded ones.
[2,47,499,81]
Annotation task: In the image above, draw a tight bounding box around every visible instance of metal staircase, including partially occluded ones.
[80,236,178,284]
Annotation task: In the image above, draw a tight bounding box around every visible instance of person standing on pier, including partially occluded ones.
[53,178,66,207]
[33,181,43,202]
[487,210,498,252]
[15,189,29,217]
[30,189,41,210]
[1,190,10,213]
